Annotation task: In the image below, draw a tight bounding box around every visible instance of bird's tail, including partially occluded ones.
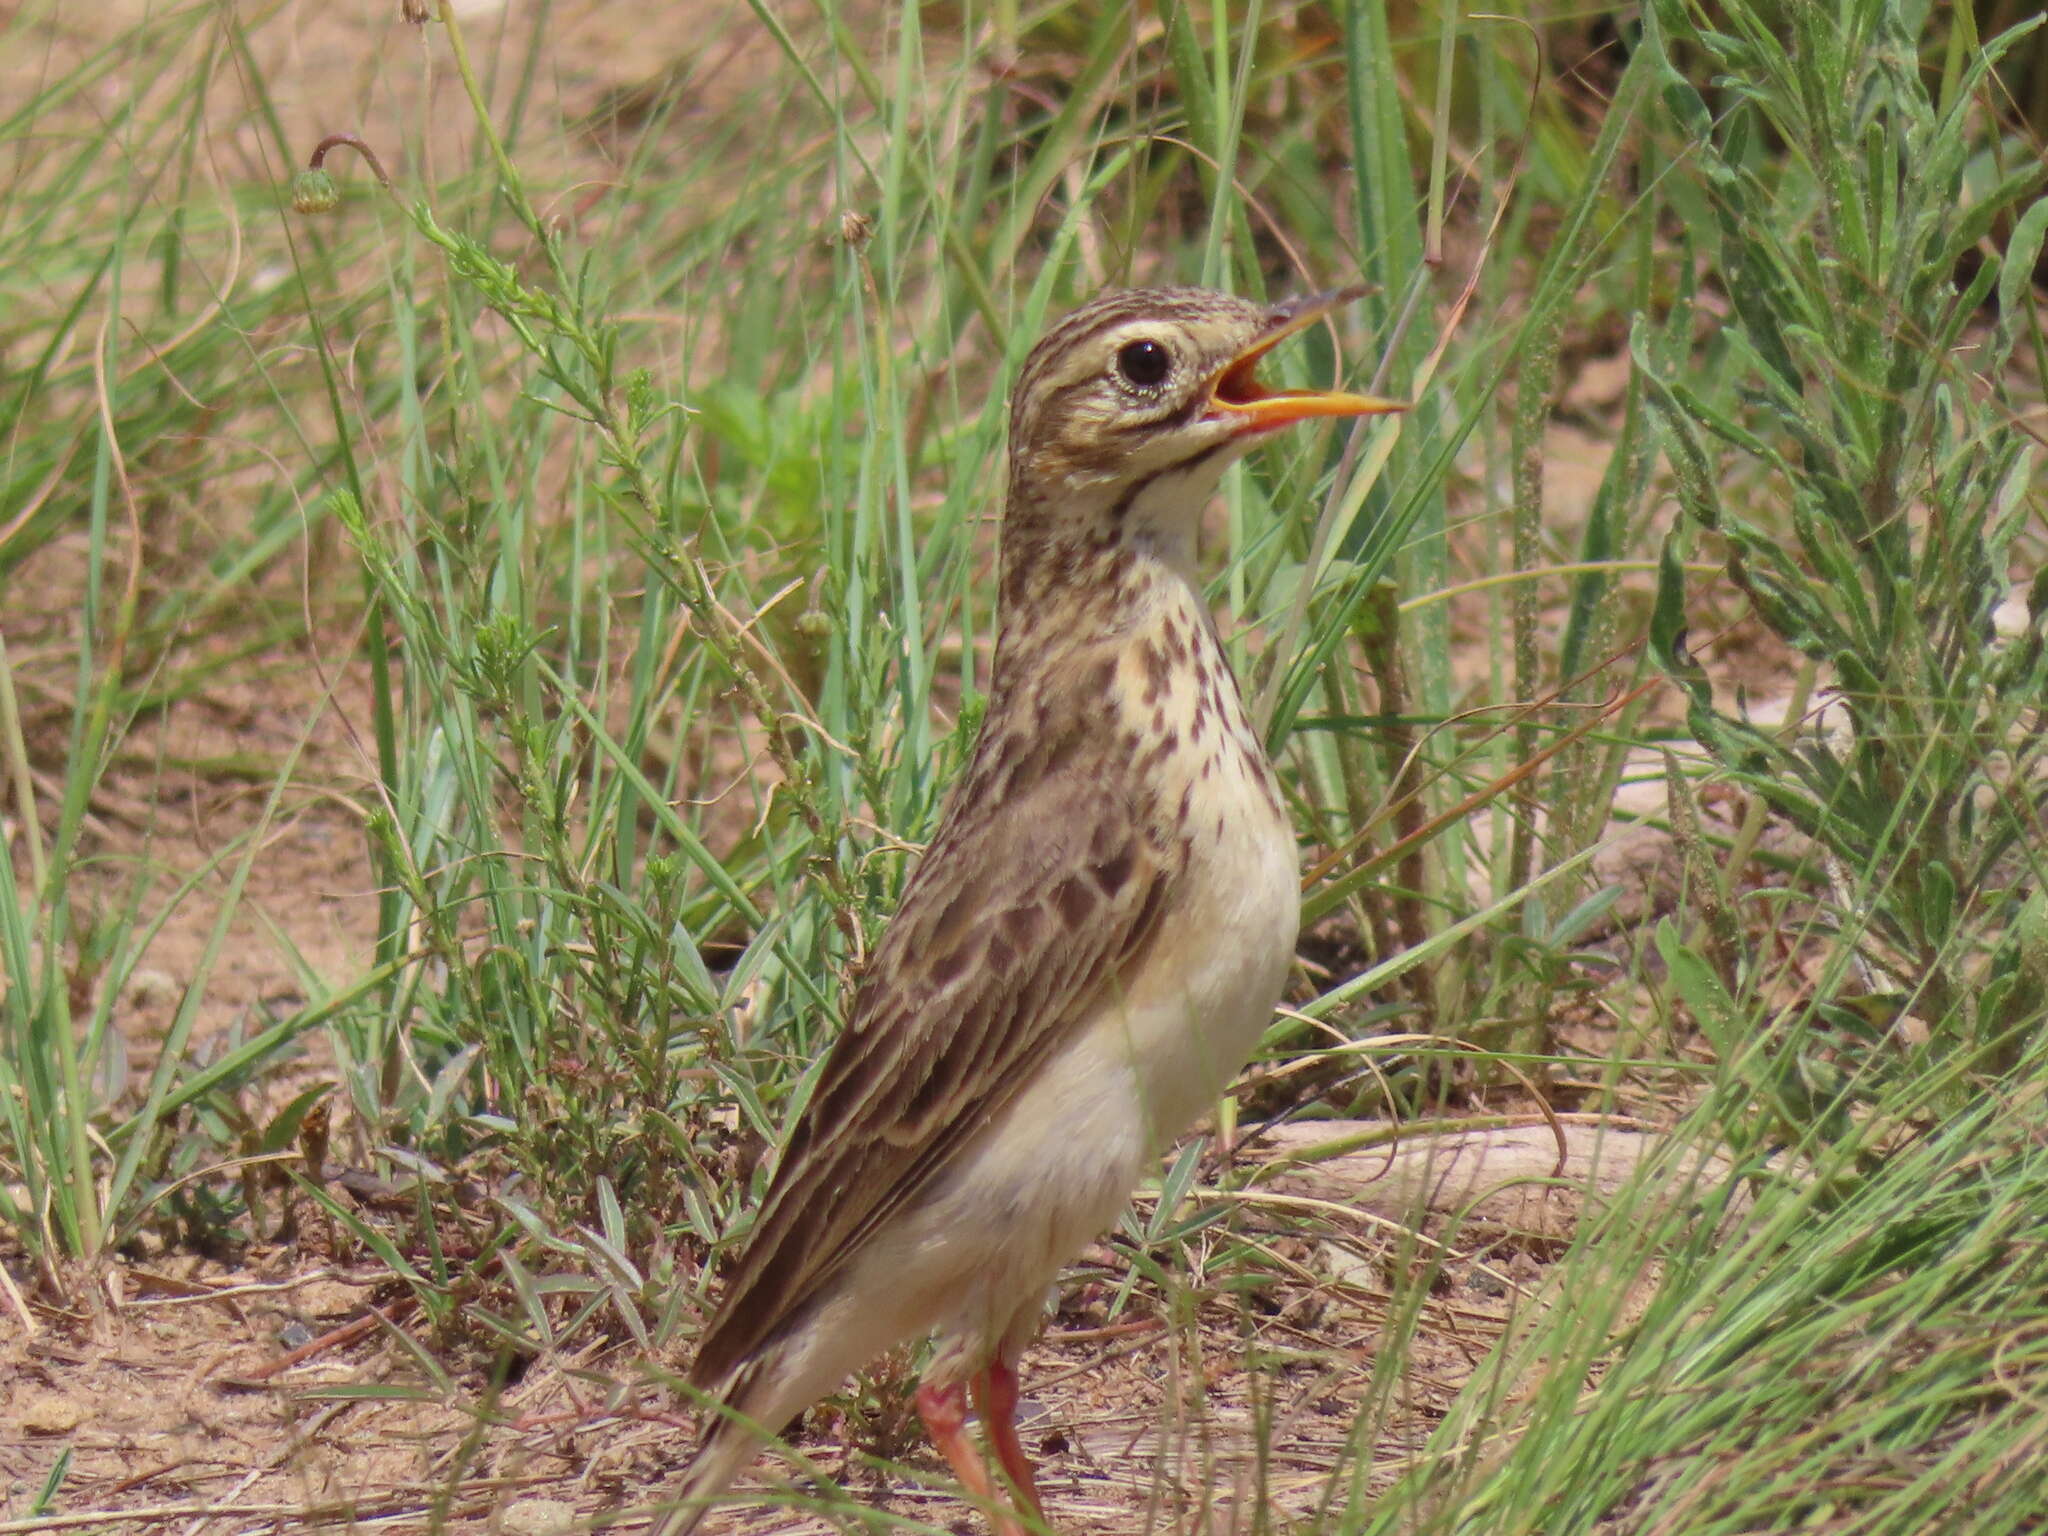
[649,1410,758,1536]
[650,1358,780,1536]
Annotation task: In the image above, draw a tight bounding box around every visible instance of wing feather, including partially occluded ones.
[690,712,1180,1389]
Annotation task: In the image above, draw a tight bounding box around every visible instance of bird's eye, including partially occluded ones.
[1115,338,1172,389]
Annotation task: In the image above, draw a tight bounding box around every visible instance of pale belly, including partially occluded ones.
[1093,761,1300,1149]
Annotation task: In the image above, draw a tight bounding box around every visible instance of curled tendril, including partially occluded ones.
[307,132,393,187]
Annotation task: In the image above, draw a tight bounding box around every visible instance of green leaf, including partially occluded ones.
[1917,860,1958,949]
[1650,533,1709,711]
[1657,919,1744,1062]
[1992,195,2048,372]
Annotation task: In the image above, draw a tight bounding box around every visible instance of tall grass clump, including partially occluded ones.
[1347,1026,2048,1536]
[0,2,365,1276]
[278,0,1466,1357]
[286,34,898,1325]
[1643,0,2048,1061]
[1327,2,2048,1530]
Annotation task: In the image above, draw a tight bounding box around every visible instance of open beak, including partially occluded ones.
[1206,286,1408,433]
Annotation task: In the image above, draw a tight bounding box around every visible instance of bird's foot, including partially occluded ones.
[971,1360,1043,1517]
[916,1378,1035,1536]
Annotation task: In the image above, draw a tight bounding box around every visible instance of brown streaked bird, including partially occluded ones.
[660,287,1405,1536]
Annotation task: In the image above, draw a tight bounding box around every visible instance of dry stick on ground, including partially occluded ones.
[0,1500,453,1536]
[232,1297,417,1384]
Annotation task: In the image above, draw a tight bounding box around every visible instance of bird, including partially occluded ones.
[660,286,1405,1536]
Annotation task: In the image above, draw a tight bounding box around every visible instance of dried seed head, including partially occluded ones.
[837,209,874,248]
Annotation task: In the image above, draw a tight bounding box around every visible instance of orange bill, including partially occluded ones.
[1206,286,1408,432]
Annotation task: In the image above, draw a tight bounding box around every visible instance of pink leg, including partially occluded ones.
[917,1379,1028,1536]
[971,1358,1043,1517]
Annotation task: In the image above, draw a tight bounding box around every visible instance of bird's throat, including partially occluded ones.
[995,528,1207,665]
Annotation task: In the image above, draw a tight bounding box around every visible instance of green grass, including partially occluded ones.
[2,0,2045,1530]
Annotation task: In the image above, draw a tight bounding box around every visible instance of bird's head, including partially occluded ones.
[1004,286,1405,561]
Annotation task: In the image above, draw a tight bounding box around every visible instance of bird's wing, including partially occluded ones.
[689,716,1184,1389]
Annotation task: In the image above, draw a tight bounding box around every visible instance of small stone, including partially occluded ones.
[1992,593,2031,642]
[499,1498,578,1535]
[1314,1241,1383,1291]
[20,1391,87,1434]
[127,969,180,1009]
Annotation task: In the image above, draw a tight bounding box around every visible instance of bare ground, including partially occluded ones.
[1,1127,1597,1535]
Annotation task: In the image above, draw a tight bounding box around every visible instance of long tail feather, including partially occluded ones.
[651,1356,780,1536]
[650,1404,764,1536]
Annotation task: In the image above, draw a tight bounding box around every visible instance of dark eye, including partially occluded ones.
[1115,338,1172,388]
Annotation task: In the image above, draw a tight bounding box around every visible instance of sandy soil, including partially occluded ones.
[0,1122,1610,1535]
